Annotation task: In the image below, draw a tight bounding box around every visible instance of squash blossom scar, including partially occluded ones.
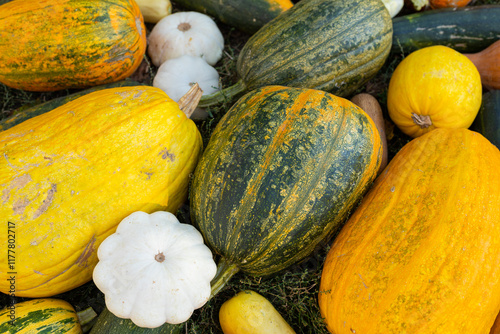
[33,183,57,219]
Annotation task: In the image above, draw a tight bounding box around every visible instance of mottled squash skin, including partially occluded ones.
[0,299,82,333]
[237,0,392,97]
[0,86,202,297]
[0,0,147,91]
[319,128,500,334]
[191,86,382,278]
[199,0,392,107]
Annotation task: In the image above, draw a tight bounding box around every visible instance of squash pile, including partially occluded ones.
[1,0,500,333]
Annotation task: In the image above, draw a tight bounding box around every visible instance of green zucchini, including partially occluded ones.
[172,0,294,34]
[471,90,500,149]
[0,79,141,131]
[392,5,500,55]
[199,0,392,107]
[89,308,182,334]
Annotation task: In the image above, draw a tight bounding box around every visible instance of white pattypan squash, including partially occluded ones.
[381,0,404,17]
[153,55,220,102]
[93,211,217,328]
[148,11,224,67]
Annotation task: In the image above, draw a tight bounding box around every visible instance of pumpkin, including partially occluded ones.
[0,85,203,298]
[171,0,293,34]
[199,0,393,107]
[387,45,482,138]
[147,11,224,67]
[93,211,217,328]
[219,290,296,334]
[190,85,382,295]
[464,40,500,91]
[0,0,147,92]
[429,0,471,8]
[135,0,172,23]
[392,5,500,55]
[318,128,500,334]
[0,298,82,333]
[470,90,500,149]
[351,93,389,173]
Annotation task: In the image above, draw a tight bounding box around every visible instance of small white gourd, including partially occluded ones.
[93,211,217,328]
[148,11,224,67]
[381,0,404,17]
[153,55,220,102]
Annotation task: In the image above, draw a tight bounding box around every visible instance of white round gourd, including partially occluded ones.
[148,11,224,67]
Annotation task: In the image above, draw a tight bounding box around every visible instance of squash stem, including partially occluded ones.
[209,257,240,299]
[76,306,98,332]
[198,80,247,107]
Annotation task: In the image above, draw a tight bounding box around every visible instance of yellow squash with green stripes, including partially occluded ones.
[0,298,82,333]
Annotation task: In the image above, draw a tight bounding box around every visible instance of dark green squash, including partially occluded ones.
[471,90,500,149]
[198,0,392,107]
[89,307,182,334]
[392,5,500,55]
[172,0,294,35]
[191,85,382,294]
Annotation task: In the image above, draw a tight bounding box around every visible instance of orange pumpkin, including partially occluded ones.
[0,0,146,91]
[319,128,500,333]
[429,0,471,8]
[387,45,482,138]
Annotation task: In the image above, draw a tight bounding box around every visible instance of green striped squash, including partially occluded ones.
[0,298,82,333]
[190,86,382,292]
[199,0,392,107]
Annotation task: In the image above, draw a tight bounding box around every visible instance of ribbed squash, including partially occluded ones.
[319,128,500,333]
[191,86,382,292]
[0,86,202,297]
[172,0,293,34]
[0,0,146,92]
[199,0,392,107]
[0,298,82,333]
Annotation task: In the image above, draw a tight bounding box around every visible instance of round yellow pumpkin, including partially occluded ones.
[387,45,482,138]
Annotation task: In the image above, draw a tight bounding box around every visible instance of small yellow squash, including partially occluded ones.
[219,290,295,334]
[387,45,482,138]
